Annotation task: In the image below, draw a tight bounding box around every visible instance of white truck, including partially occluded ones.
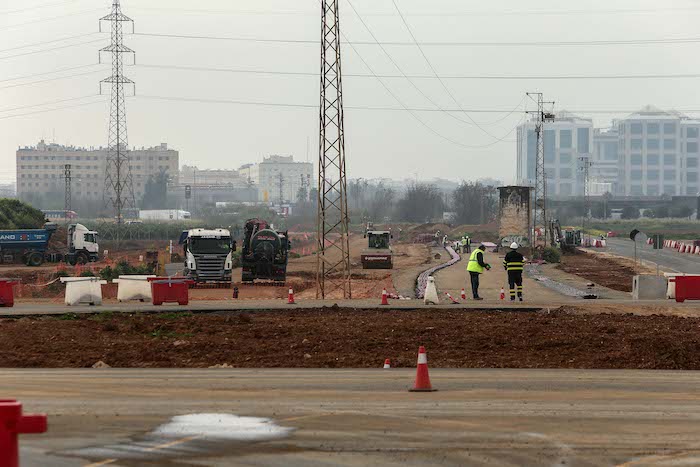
[179,228,236,283]
[139,210,191,221]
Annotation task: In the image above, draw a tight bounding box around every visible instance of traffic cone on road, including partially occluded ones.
[500,287,505,300]
[460,288,466,300]
[383,359,391,369]
[445,292,460,304]
[409,346,437,392]
[381,288,389,305]
[288,288,295,304]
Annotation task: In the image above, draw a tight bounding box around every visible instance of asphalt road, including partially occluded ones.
[606,238,700,274]
[10,369,700,466]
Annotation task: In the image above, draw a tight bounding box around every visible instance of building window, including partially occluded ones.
[664,123,676,135]
[664,185,676,195]
[688,172,699,183]
[577,127,590,153]
[647,185,659,196]
[631,139,643,150]
[664,170,676,181]
[631,154,643,165]
[544,129,555,163]
[560,130,572,149]
[560,183,572,195]
[631,170,643,181]
[559,168,573,179]
[630,123,643,135]
[630,185,643,195]
[647,123,659,134]
[688,142,699,154]
[559,153,572,164]
[647,139,659,150]
[647,154,659,166]
[687,127,700,138]
[647,169,659,181]
[688,157,698,168]
[664,154,676,165]
[688,187,699,195]
[664,139,676,150]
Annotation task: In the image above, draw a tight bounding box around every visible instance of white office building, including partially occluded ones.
[239,155,313,203]
[516,111,593,197]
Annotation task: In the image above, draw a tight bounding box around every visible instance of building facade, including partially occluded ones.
[516,112,593,197]
[517,106,700,198]
[16,140,179,204]
[239,155,313,203]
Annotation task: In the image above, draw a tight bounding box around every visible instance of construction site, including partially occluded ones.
[3,0,700,466]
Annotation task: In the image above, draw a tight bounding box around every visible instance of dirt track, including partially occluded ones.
[557,249,650,292]
[4,307,700,369]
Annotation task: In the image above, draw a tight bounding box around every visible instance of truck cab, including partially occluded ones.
[66,224,99,265]
[180,228,236,283]
[361,230,393,269]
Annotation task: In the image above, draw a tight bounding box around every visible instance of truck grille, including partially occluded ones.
[193,255,226,280]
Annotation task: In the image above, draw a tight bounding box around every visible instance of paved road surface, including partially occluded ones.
[10,369,700,466]
[606,238,700,274]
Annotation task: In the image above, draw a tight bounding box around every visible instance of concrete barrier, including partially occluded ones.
[60,277,107,306]
[633,275,668,300]
[113,275,156,302]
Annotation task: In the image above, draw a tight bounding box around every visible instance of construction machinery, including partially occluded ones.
[240,218,290,284]
[550,219,582,253]
[180,228,236,283]
[361,228,393,269]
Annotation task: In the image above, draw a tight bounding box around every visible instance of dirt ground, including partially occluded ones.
[557,249,653,292]
[4,307,700,369]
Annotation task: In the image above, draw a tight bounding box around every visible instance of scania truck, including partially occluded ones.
[179,228,236,283]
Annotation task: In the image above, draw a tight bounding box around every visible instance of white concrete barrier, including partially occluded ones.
[60,277,107,306]
[424,276,440,305]
[113,275,156,302]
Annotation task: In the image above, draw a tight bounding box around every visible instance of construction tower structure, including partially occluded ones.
[526,92,555,247]
[63,164,72,223]
[579,154,593,241]
[100,0,136,230]
[317,0,351,299]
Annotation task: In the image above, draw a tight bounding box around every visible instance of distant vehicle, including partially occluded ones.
[42,209,77,220]
[0,223,99,266]
[179,228,235,283]
[610,208,624,220]
[125,220,143,225]
[361,228,393,269]
[550,219,581,253]
[240,218,290,284]
[139,209,191,221]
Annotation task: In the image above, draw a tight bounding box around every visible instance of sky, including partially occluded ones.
[0,0,698,185]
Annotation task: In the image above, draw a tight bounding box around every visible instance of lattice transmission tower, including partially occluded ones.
[63,164,72,223]
[579,153,593,241]
[526,92,555,247]
[316,0,351,299]
[100,0,136,230]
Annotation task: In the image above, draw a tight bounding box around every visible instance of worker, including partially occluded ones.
[503,242,525,302]
[460,236,468,254]
[465,235,472,254]
[442,234,448,247]
[467,244,491,300]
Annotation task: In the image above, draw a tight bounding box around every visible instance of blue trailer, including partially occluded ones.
[0,223,100,266]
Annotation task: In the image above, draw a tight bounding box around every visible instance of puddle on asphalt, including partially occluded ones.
[60,413,294,462]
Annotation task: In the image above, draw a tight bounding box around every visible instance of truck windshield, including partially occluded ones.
[190,237,231,254]
[84,233,96,243]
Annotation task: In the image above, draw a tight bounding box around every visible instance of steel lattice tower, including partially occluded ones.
[63,164,72,223]
[100,0,135,227]
[579,154,593,240]
[527,92,555,247]
[317,0,351,299]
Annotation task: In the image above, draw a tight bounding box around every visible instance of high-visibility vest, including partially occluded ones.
[460,238,467,246]
[467,249,484,274]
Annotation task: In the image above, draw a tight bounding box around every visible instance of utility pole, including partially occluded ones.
[278,172,284,205]
[100,0,136,238]
[579,154,593,243]
[526,92,555,248]
[317,0,351,299]
[63,164,72,223]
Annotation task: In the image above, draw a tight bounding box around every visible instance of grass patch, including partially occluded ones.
[58,313,80,321]
[157,312,193,320]
[88,311,115,321]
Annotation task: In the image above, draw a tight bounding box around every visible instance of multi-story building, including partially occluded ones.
[16,140,179,203]
[592,128,621,195]
[239,155,313,203]
[179,165,250,188]
[516,111,593,197]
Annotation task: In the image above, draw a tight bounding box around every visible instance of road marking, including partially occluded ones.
[83,435,200,467]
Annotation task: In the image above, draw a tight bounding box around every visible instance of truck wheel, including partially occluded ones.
[75,252,89,265]
[27,252,44,267]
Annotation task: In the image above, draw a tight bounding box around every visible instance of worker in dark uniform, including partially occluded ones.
[467,244,491,300]
[503,242,525,301]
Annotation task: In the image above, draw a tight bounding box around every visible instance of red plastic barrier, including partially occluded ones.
[0,279,18,308]
[148,278,193,306]
[675,275,700,303]
[0,400,47,467]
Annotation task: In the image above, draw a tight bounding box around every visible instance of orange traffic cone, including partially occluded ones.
[445,292,460,304]
[381,288,389,305]
[288,287,295,304]
[460,288,466,300]
[409,346,437,392]
[500,287,505,300]
[383,359,391,369]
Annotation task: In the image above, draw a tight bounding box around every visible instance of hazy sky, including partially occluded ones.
[0,0,697,184]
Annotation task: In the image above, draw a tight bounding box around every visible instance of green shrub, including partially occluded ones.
[541,247,561,264]
[80,270,95,277]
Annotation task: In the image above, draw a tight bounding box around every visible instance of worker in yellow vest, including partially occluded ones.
[467,244,491,300]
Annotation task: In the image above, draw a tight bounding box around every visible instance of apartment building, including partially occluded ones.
[16,140,179,202]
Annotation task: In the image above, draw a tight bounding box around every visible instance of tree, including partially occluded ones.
[452,182,497,224]
[141,170,169,209]
[368,183,395,221]
[670,205,693,219]
[621,206,640,220]
[653,205,669,218]
[396,183,443,222]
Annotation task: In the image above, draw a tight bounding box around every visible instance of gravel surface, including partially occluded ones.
[3,307,700,369]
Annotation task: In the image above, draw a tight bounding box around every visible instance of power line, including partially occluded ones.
[0,95,100,114]
[0,64,99,84]
[0,69,103,91]
[0,8,103,33]
[0,98,105,120]
[132,31,700,47]
[0,32,98,54]
[0,39,103,61]
[0,0,85,15]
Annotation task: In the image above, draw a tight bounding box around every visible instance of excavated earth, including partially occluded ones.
[2,307,700,369]
[557,250,639,292]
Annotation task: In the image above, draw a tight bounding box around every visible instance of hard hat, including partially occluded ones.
[510,242,519,249]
